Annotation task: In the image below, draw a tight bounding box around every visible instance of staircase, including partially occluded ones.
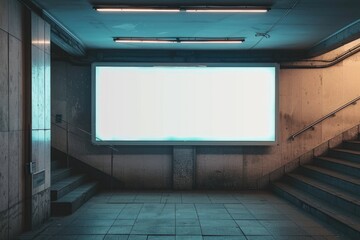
[272,137,360,239]
[51,159,99,216]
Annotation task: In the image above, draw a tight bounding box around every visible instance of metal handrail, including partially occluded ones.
[51,114,119,152]
[289,96,360,141]
[51,114,117,189]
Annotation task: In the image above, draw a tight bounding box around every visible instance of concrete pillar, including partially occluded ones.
[173,146,195,190]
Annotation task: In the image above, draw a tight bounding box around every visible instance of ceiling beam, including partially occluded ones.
[43,11,86,57]
[84,49,306,63]
[308,20,360,57]
[19,0,86,57]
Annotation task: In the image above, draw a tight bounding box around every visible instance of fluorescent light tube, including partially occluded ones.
[94,6,269,13]
[185,9,268,13]
[114,39,177,43]
[32,40,51,45]
[94,7,180,12]
[114,38,245,44]
[181,40,244,44]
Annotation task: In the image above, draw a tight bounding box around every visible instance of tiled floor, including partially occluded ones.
[20,191,348,240]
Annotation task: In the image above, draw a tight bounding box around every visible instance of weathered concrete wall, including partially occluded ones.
[0,2,51,238]
[0,0,25,238]
[30,12,51,228]
[173,146,195,190]
[51,40,360,190]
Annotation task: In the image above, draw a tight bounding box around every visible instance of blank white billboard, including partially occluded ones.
[92,63,278,145]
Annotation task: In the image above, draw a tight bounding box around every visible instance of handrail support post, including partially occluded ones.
[66,121,69,168]
[110,147,114,191]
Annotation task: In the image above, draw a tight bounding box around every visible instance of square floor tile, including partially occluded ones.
[236,220,263,228]
[266,226,308,236]
[104,235,129,240]
[113,219,136,226]
[19,191,349,240]
[239,226,271,236]
[77,235,106,240]
[246,236,275,240]
[131,226,175,235]
[176,236,203,240]
[108,226,133,234]
[200,219,237,227]
[201,227,243,236]
[147,236,175,240]
[176,227,202,235]
[70,219,115,226]
[203,236,247,240]
[128,235,147,240]
[176,219,200,227]
[58,226,110,235]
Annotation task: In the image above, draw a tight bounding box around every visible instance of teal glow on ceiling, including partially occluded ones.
[33,0,360,51]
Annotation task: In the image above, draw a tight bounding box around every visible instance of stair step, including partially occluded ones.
[51,181,99,216]
[328,148,360,163]
[51,160,65,170]
[272,182,360,239]
[51,174,86,201]
[343,140,360,152]
[300,165,360,195]
[286,173,360,217]
[314,156,360,177]
[51,168,73,183]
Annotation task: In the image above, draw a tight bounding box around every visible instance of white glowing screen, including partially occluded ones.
[94,65,277,144]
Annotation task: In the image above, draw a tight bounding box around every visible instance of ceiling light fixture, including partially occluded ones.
[180,40,244,44]
[185,7,269,13]
[95,7,180,12]
[114,38,177,43]
[32,40,51,45]
[113,37,245,44]
[94,6,270,13]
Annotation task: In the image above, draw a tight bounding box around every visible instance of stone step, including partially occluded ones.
[51,160,65,170]
[300,165,360,196]
[272,182,360,240]
[314,156,360,178]
[51,168,73,184]
[51,174,86,201]
[343,140,360,152]
[328,148,360,163]
[51,181,99,216]
[286,173,360,217]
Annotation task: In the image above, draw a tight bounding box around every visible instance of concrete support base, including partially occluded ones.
[173,146,195,190]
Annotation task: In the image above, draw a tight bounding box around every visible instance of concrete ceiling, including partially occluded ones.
[31,0,360,52]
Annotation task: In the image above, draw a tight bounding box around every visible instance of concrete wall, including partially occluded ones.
[0,0,25,238]
[0,1,51,238]
[51,41,360,190]
[30,12,51,228]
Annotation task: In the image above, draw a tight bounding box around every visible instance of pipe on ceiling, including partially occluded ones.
[55,42,360,69]
[280,42,360,69]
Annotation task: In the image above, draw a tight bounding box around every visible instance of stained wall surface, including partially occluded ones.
[30,12,51,228]
[51,42,360,190]
[0,0,25,238]
[0,1,51,238]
